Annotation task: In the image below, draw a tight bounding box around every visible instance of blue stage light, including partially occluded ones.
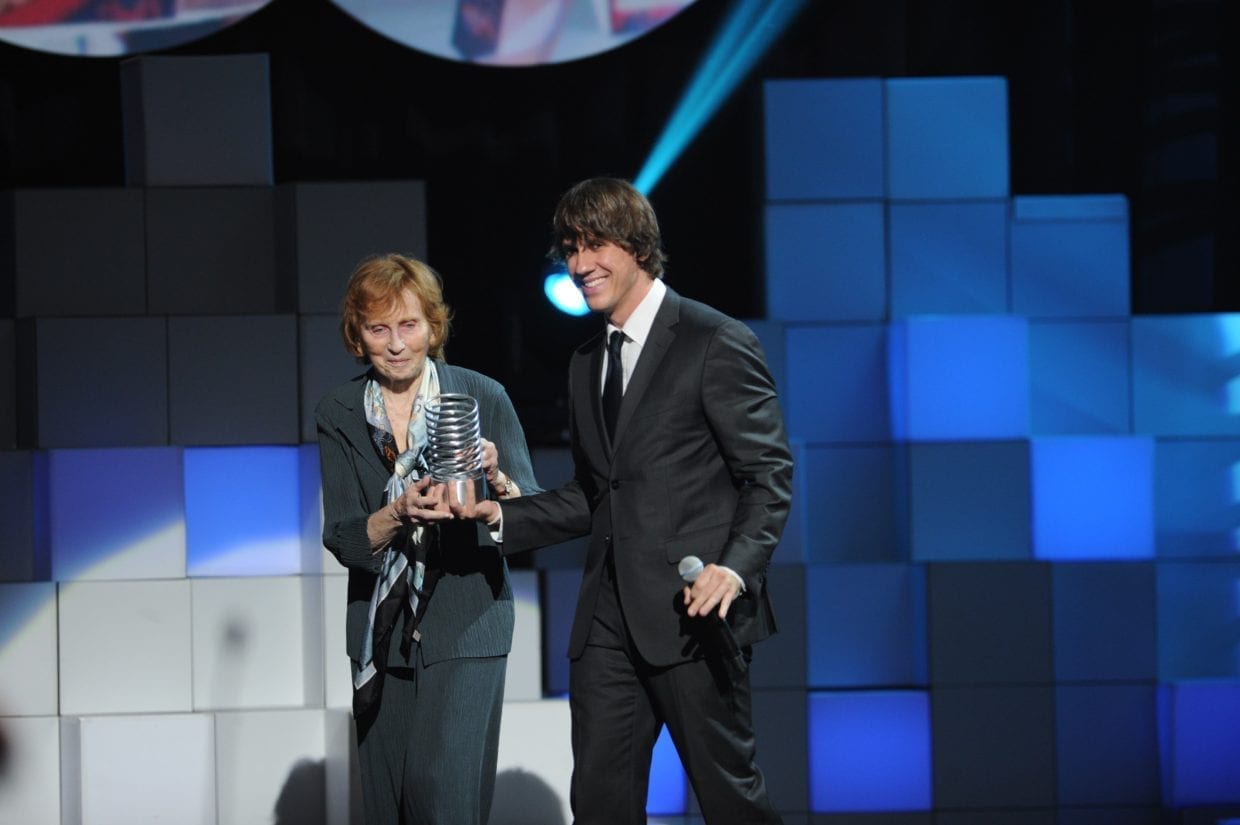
[634,0,808,194]
[544,267,590,316]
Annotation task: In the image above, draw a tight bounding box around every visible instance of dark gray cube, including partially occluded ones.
[277,181,428,314]
[299,314,364,443]
[1,192,16,316]
[146,187,284,315]
[932,685,1057,809]
[753,689,809,816]
[168,315,298,445]
[122,54,272,187]
[928,562,1053,684]
[0,451,43,582]
[32,317,168,448]
[12,189,146,317]
[750,563,806,689]
[0,319,13,449]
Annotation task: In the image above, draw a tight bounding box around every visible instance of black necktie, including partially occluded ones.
[603,330,625,439]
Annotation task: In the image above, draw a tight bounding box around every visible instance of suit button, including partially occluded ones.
[610,479,621,490]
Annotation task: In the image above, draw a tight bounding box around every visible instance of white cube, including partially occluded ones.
[493,699,572,825]
[191,576,321,710]
[69,713,216,825]
[0,716,61,824]
[322,575,353,711]
[214,709,327,825]
[57,580,192,715]
[504,569,543,701]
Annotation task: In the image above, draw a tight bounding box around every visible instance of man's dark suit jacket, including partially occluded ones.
[500,285,793,666]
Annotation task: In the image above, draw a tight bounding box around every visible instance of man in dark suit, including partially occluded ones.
[457,177,792,824]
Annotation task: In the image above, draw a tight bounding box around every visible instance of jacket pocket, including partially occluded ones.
[660,522,732,565]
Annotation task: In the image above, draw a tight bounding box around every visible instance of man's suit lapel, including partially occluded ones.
[610,286,679,448]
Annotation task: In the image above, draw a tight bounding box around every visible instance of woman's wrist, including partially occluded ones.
[493,471,511,498]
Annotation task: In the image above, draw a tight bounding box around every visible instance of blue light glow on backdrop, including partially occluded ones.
[48,448,186,582]
[185,446,303,577]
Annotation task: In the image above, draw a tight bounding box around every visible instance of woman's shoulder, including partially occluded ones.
[315,372,368,417]
[436,361,505,398]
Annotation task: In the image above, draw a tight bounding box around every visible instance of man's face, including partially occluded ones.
[566,238,652,326]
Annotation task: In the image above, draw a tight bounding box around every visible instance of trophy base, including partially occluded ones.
[440,474,487,508]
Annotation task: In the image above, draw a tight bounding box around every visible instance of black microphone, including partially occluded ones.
[678,555,743,664]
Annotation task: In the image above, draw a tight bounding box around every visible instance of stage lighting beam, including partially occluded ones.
[634,0,808,194]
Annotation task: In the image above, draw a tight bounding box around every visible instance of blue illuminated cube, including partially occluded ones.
[1029,320,1131,435]
[764,78,885,201]
[806,564,926,688]
[1132,314,1240,437]
[1157,562,1240,681]
[765,202,886,322]
[1031,437,1154,560]
[809,690,932,812]
[1159,681,1240,806]
[1155,439,1240,558]
[1052,563,1156,682]
[787,324,889,442]
[184,446,302,577]
[1056,685,1160,805]
[889,316,1030,441]
[799,444,907,563]
[909,441,1031,561]
[886,76,1009,200]
[1011,195,1131,317]
[47,447,185,582]
[889,201,1008,316]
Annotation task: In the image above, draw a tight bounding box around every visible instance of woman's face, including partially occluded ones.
[359,288,435,392]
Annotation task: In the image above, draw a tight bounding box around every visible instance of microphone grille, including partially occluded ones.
[677,555,704,583]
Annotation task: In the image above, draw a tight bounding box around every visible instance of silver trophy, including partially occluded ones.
[424,393,486,508]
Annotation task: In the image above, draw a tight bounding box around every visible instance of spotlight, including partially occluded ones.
[544,267,589,316]
[634,0,808,194]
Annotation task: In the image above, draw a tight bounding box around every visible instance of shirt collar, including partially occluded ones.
[607,278,666,348]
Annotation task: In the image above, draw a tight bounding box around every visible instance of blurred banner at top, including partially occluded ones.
[332,0,696,66]
[0,0,271,56]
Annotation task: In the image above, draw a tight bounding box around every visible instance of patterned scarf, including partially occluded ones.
[352,360,440,720]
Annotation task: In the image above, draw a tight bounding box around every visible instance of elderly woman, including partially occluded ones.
[315,253,538,825]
